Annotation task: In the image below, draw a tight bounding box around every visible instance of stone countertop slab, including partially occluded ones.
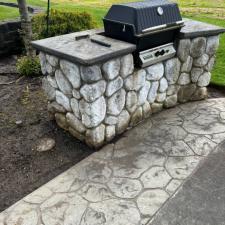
[180,19,225,39]
[32,29,136,66]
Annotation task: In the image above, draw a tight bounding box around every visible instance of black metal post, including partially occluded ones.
[46,0,50,36]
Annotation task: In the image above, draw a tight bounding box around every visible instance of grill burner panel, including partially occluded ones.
[139,43,176,68]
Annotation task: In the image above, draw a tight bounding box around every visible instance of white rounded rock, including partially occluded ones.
[178,73,191,85]
[102,58,120,80]
[181,56,193,73]
[206,35,219,56]
[79,96,106,128]
[146,63,164,80]
[70,98,80,119]
[55,90,71,111]
[106,76,123,97]
[197,72,211,87]
[165,58,181,85]
[177,39,191,62]
[193,54,209,67]
[46,54,58,67]
[126,91,138,114]
[60,60,81,89]
[80,80,106,102]
[159,77,168,93]
[55,69,72,95]
[42,77,56,101]
[147,81,159,103]
[138,81,151,106]
[120,54,134,78]
[80,65,102,83]
[66,112,85,133]
[191,68,204,83]
[107,89,126,116]
[190,37,206,58]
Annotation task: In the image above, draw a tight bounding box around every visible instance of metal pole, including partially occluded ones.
[46,0,50,36]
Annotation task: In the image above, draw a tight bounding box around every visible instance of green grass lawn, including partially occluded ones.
[0,5,19,20]
[0,0,225,86]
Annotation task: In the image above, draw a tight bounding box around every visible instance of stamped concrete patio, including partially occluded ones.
[1,98,225,225]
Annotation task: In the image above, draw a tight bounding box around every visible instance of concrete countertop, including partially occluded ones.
[179,19,225,39]
[32,29,136,66]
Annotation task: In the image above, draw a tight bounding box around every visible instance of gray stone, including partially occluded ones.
[165,58,181,84]
[116,110,130,134]
[55,90,71,111]
[42,77,56,101]
[69,127,85,141]
[105,125,116,141]
[137,190,169,216]
[206,35,220,56]
[142,101,152,119]
[191,87,208,101]
[39,52,47,75]
[124,69,146,91]
[79,96,106,128]
[205,56,215,72]
[46,54,58,67]
[138,81,151,106]
[178,84,196,103]
[190,37,206,58]
[108,177,142,198]
[166,85,180,96]
[151,103,163,113]
[36,138,56,152]
[156,93,166,103]
[177,39,191,62]
[81,65,102,83]
[80,80,106,102]
[140,166,171,189]
[181,56,193,73]
[191,68,204,83]
[106,76,123,97]
[164,95,178,108]
[86,124,105,148]
[130,107,142,126]
[107,89,126,116]
[126,91,138,114]
[147,81,159,103]
[104,116,118,125]
[146,63,164,80]
[178,73,191,85]
[159,77,168,93]
[198,72,211,87]
[48,101,66,114]
[46,62,54,75]
[102,58,120,80]
[120,54,134,78]
[70,98,80,119]
[55,69,72,95]
[60,60,81,89]
[55,113,68,130]
[47,75,58,89]
[193,54,209,67]
[72,89,81,99]
[66,112,85,133]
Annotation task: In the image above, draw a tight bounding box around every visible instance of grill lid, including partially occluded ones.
[104,0,183,35]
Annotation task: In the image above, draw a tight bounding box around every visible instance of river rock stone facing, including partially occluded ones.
[39,32,221,148]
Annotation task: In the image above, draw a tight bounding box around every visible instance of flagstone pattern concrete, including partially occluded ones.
[1,98,225,225]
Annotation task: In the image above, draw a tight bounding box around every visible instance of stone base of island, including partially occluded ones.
[32,19,225,148]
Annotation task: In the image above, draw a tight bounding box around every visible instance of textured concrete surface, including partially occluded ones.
[149,138,225,225]
[1,98,225,225]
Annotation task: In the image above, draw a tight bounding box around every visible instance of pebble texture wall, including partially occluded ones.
[40,35,219,148]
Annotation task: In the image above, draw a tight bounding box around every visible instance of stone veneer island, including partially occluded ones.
[32,19,225,148]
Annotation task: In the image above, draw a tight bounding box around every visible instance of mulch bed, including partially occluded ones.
[0,55,224,212]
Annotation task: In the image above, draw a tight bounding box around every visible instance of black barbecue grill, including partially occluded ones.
[103,0,184,67]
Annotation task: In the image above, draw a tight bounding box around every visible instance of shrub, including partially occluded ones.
[16,56,41,77]
[32,9,96,39]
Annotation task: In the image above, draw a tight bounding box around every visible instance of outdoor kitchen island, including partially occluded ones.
[32,18,225,148]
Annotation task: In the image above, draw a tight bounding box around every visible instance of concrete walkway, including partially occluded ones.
[1,98,225,225]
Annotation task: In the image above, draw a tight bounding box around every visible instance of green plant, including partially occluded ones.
[16,56,41,76]
[32,9,96,39]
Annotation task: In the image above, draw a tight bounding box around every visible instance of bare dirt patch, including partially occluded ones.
[0,56,93,212]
